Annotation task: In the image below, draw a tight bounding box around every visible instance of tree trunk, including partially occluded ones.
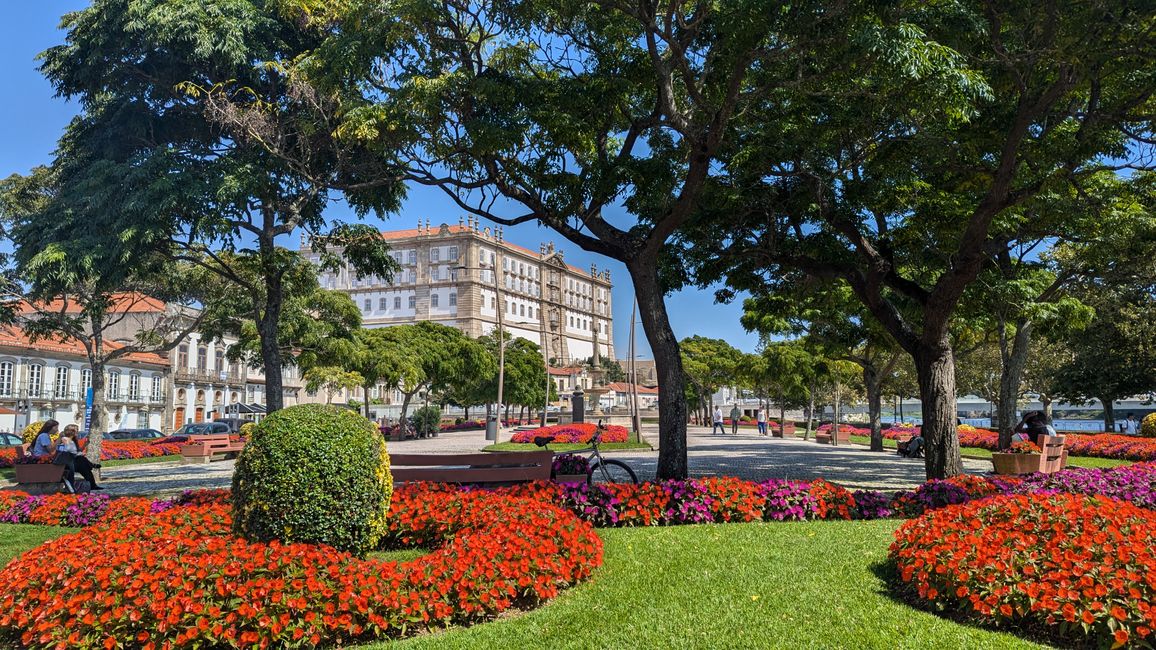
[258,303,284,413]
[399,391,416,432]
[85,357,107,466]
[1040,395,1052,423]
[1100,397,1116,432]
[629,261,687,479]
[865,365,884,452]
[913,340,964,479]
[363,383,373,420]
[832,379,841,447]
[778,398,786,435]
[804,381,815,441]
[997,320,1033,449]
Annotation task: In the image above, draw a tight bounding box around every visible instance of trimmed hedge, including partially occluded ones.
[231,404,392,555]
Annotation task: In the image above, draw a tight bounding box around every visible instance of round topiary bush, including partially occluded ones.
[238,421,256,438]
[232,404,392,555]
[1141,412,1156,437]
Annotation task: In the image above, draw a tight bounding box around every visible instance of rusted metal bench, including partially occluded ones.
[390,451,553,485]
[815,427,850,445]
[180,434,245,464]
[13,446,75,494]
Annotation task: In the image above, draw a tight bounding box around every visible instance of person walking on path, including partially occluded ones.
[1123,413,1139,435]
[730,405,741,434]
[756,408,768,436]
[712,407,726,435]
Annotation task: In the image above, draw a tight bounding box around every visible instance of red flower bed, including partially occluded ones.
[509,422,629,444]
[0,488,601,649]
[0,439,184,469]
[890,494,1156,647]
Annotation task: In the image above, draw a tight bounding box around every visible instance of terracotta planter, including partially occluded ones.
[991,453,1040,475]
[553,473,588,485]
[14,463,65,484]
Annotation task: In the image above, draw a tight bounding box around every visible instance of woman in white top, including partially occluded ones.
[56,425,103,490]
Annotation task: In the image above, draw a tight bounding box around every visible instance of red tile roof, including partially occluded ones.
[606,382,659,395]
[17,292,168,315]
[548,367,585,376]
[0,325,169,367]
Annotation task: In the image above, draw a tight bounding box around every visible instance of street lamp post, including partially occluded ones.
[456,263,505,441]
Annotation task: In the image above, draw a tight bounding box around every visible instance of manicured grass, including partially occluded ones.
[847,435,1132,469]
[0,524,76,565]
[375,520,1042,650]
[483,442,653,453]
[0,520,1045,649]
[0,454,180,481]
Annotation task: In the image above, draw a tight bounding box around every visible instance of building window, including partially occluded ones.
[520,304,525,316]
[0,362,12,397]
[503,258,509,271]
[178,344,189,369]
[81,368,92,391]
[408,250,417,265]
[197,346,207,371]
[129,373,141,400]
[431,293,440,308]
[528,307,534,319]
[108,371,120,399]
[430,248,440,262]
[364,298,372,312]
[152,376,163,401]
[379,297,387,310]
[215,349,225,372]
[448,246,458,260]
[569,316,574,327]
[408,296,416,309]
[28,364,43,397]
[54,366,69,398]
[394,296,401,310]
[431,267,439,281]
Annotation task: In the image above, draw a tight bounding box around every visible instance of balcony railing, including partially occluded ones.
[174,369,245,385]
[0,385,167,405]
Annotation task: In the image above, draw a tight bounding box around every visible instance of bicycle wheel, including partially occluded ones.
[588,459,638,485]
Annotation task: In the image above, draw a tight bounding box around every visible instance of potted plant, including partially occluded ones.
[552,454,590,484]
[991,440,1042,475]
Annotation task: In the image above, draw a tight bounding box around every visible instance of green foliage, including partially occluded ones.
[238,422,256,438]
[303,366,364,404]
[231,404,392,555]
[20,422,46,446]
[681,336,744,398]
[409,405,442,438]
[1142,414,1156,438]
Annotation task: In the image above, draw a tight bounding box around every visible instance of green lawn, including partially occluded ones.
[0,454,180,481]
[483,441,653,453]
[0,520,1046,649]
[847,435,1131,469]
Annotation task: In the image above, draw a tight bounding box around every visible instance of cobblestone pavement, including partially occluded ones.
[25,425,992,497]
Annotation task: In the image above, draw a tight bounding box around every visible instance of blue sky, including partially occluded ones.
[0,2,761,360]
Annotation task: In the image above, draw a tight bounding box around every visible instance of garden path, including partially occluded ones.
[71,425,991,496]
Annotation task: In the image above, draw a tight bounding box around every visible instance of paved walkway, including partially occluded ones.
[22,425,992,497]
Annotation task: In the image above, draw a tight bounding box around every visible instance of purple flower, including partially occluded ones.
[64,493,112,527]
[851,490,893,519]
[757,479,816,521]
[660,480,715,525]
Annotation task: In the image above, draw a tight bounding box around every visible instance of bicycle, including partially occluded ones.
[533,419,639,485]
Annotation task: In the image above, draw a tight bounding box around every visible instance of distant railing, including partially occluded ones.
[174,370,245,385]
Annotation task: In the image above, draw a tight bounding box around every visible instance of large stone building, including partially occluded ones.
[308,219,615,364]
[0,324,169,432]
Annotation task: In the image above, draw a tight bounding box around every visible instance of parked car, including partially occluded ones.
[211,418,251,434]
[174,422,231,437]
[105,428,166,441]
[0,432,23,447]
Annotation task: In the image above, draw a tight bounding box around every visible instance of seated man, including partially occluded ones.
[897,435,924,458]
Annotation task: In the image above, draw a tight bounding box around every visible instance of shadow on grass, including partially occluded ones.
[868,559,1073,649]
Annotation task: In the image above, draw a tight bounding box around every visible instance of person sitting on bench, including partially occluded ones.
[897,434,924,458]
[55,425,103,490]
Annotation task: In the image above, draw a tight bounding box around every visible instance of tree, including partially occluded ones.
[303,366,364,405]
[321,328,422,420]
[680,1,1156,478]
[741,284,901,451]
[300,0,874,478]
[384,322,494,426]
[3,167,206,464]
[680,336,744,426]
[755,341,815,435]
[33,0,403,412]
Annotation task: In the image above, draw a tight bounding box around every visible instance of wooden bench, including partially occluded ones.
[815,428,850,445]
[180,434,245,464]
[390,451,553,485]
[1038,434,1067,473]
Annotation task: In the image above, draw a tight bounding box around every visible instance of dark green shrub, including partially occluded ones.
[410,405,442,437]
[231,404,392,555]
